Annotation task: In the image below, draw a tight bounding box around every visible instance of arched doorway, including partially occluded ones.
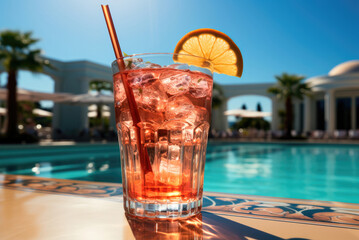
[42,58,113,139]
[211,83,279,131]
[227,95,272,127]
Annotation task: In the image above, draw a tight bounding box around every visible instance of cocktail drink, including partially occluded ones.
[112,54,213,219]
[102,5,243,220]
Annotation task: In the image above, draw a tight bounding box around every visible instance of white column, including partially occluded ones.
[325,89,335,134]
[271,97,278,131]
[219,100,228,130]
[304,96,311,132]
[52,76,89,139]
[45,59,113,140]
[211,100,228,131]
[109,104,116,130]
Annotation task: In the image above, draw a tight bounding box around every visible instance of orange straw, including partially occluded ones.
[101,5,152,174]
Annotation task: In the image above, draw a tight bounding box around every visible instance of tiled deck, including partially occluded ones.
[0,174,358,239]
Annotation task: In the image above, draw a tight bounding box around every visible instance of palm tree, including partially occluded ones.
[236,104,247,120]
[89,80,113,120]
[212,82,225,109]
[267,73,311,138]
[0,30,51,139]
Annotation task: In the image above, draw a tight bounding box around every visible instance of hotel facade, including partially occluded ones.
[1,59,359,138]
[214,60,359,136]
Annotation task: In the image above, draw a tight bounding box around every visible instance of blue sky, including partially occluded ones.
[0,0,358,121]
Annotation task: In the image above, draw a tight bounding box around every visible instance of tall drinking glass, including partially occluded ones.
[112,53,213,219]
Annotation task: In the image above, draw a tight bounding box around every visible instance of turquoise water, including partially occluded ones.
[0,142,358,204]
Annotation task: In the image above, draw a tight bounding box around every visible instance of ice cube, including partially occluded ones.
[138,122,157,143]
[194,122,210,142]
[138,110,164,127]
[165,95,194,120]
[195,106,208,123]
[114,72,160,108]
[159,119,190,131]
[168,144,181,162]
[158,164,181,186]
[166,64,189,70]
[189,77,211,98]
[165,95,208,126]
[133,81,168,113]
[158,120,191,144]
[127,72,158,88]
[124,57,143,69]
[158,144,182,186]
[118,110,132,123]
[165,95,205,125]
[114,80,126,107]
[185,106,208,126]
[133,62,162,69]
[159,70,191,95]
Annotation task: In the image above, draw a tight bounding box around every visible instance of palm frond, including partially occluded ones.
[269,73,310,100]
[267,86,283,99]
[89,80,113,92]
[212,82,226,109]
[0,30,53,72]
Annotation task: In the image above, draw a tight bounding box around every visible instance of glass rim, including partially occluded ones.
[111,53,214,75]
[112,52,209,62]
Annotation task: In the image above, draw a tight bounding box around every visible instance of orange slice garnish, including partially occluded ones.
[174,28,243,78]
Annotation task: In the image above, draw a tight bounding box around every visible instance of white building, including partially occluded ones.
[303,60,359,135]
[0,58,114,139]
[1,58,358,138]
[213,60,359,136]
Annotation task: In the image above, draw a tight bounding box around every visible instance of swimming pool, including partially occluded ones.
[0,142,358,204]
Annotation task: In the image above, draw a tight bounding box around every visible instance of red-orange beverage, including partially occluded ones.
[112,54,213,219]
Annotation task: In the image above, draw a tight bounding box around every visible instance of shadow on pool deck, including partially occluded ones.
[126,211,310,240]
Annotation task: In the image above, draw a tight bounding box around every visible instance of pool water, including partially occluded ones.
[0,142,358,204]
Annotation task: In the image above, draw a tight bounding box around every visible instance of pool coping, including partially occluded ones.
[1,138,359,149]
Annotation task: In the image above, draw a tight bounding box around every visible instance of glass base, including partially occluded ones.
[124,196,203,220]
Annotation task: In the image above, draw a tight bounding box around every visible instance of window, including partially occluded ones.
[336,97,351,130]
[316,100,325,130]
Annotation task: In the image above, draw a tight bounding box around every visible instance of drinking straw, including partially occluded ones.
[101,5,152,174]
